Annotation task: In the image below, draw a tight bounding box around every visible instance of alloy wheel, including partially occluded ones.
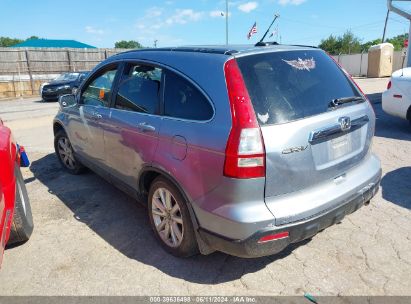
[57,137,76,170]
[151,187,184,248]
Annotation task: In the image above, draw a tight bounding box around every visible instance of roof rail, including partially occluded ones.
[289,44,319,49]
[113,47,239,56]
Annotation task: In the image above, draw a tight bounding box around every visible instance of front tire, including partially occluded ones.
[8,164,33,245]
[54,130,85,174]
[148,177,198,257]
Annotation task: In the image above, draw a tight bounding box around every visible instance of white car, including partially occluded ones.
[382,67,411,125]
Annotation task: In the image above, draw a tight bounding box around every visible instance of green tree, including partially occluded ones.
[386,33,408,51]
[318,34,339,54]
[339,31,362,54]
[26,36,39,40]
[361,39,382,52]
[0,36,43,47]
[114,40,143,49]
[0,36,23,47]
[319,31,362,55]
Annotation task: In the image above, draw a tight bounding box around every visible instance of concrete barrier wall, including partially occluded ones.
[333,51,406,77]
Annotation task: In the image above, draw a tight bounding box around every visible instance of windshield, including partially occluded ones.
[236,50,361,125]
[54,73,80,82]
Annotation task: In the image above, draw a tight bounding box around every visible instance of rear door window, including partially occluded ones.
[114,64,162,114]
[163,71,213,121]
[236,50,361,125]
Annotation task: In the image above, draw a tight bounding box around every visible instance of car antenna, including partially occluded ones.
[255,13,280,46]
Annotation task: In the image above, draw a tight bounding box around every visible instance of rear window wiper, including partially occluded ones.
[328,96,365,108]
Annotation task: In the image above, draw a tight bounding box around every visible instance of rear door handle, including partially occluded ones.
[138,122,156,132]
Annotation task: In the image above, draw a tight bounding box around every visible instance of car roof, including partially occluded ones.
[112,43,319,58]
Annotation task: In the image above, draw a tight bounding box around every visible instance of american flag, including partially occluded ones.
[247,22,257,40]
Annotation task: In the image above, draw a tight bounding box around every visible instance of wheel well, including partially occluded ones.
[53,122,64,136]
[139,168,204,246]
[407,105,411,121]
[139,170,161,195]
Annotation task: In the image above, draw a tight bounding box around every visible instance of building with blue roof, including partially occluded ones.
[12,39,96,48]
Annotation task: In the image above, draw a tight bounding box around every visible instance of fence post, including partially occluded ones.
[359,51,364,77]
[25,49,35,95]
[67,50,73,72]
[12,73,17,98]
[17,52,24,98]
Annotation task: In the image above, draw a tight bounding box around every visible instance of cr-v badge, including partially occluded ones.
[282,145,308,154]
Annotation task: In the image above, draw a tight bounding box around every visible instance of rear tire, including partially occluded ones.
[8,165,33,245]
[54,130,85,175]
[148,177,199,257]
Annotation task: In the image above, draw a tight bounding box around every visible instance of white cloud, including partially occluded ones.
[238,1,258,13]
[136,7,203,31]
[278,0,307,6]
[85,26,104,35]
[134,7,204,46]
[165,9,203,25]
[146,7,163,18]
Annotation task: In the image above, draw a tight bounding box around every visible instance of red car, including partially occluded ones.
[0,118,33,266]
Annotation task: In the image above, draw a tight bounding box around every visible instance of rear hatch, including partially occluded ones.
[236,49,375,221]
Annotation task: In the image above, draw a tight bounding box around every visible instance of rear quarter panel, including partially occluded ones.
[383,76,411,119]
[129,51,233,203]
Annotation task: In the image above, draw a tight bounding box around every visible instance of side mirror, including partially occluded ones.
[58,94,76,108]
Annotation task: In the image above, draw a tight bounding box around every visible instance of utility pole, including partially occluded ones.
[382,9,390,42]
[225,0,229,45]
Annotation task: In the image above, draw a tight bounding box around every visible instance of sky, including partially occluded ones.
[1,0,411,48]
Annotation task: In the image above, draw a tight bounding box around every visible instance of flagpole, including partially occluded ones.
[225,0,229,45]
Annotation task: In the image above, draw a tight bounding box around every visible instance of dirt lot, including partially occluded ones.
[0,78,410,296]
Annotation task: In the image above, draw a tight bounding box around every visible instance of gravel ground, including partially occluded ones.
[0,78,410,296]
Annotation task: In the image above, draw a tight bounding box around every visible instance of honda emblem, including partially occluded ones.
[339,117,351,131]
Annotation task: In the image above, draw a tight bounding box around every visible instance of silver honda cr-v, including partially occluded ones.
[53,44,381,258]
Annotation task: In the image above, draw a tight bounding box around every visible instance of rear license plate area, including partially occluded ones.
[329,133,352,160]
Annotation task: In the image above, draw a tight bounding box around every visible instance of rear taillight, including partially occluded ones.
[223,59,265,179]
[387,80,392,90]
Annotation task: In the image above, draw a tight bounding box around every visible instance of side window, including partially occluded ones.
[164,71,213,121]
[114,64,162,114]
[80,68,117,107]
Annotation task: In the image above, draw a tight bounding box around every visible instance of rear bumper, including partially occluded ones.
[199,171,381,258]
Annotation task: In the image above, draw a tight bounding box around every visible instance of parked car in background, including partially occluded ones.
[53,45,381,258]
[0,118,33,267]
[382,67,411,125]
[40,72,89,102]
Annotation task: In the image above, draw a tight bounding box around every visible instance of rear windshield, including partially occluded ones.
[236,50,360,125]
